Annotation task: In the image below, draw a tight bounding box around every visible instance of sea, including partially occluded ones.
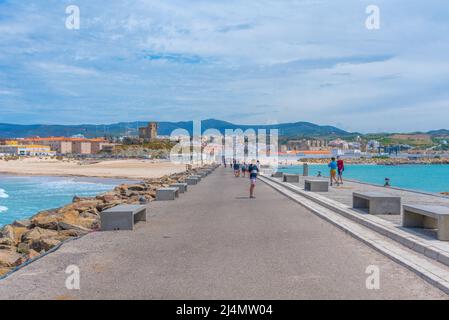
[277,164,449,194]
[0,175,132,227]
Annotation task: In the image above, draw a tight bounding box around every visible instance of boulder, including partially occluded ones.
[33,238,61,252]
[1,225,28,245]
[17,242,31,254]
[58,229,86,238]
[14,249,40,266]
[127,184,146,192]
[0,267,11,277]
[21,227,59,243]
[72,195,94,203]
[63,200,102,213]
[96,193,119,203]
[13,219,32,228]
[57,222,91,234]
[1,225,15,241]
[98,200,123,211]
[0,238,14,247]
[31,214,59,230]
[0,249,23,268]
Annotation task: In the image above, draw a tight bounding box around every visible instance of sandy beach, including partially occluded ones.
[0,158,187,179]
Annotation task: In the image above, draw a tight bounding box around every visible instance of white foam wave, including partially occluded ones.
[0,206,8,213]
[0,189,8,199]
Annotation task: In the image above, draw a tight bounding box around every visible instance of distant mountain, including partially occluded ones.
[0,119,351,139]
[427,129,449,136]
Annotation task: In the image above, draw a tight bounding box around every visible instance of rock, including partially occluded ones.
[58,229,85,238]
[1,225,15,241]
[0,249,23,267]
[57,222,91,234]
[21,227,59,243]
[79,211,98,219]
[127,184,146,192]
[17,242,30,254]
[31,214,59,230]
[27,249,40,260]
[34,238,61,252]
[13,219,32,228]
[0,238,14,247]
[0,267,11,277]
[96,193,118,202]
[14,249,40,265]
[1,225,28,245]
[98,201,123,211]
[72,195,93,203]
[63,200,102,213]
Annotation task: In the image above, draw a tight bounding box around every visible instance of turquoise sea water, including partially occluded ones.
[0,175,128,227]
[278,164,449,194]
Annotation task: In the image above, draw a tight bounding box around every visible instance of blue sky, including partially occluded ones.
[1,0,449,133]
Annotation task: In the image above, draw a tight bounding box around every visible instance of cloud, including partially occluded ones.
[0,0,448,132]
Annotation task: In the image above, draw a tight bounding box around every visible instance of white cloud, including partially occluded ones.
[0,0,449,132]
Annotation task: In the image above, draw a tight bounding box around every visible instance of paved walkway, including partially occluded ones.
[0,167,446,299]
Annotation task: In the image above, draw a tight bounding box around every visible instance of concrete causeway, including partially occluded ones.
[0,167,447,299]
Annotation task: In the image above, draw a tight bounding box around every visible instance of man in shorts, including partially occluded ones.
[328,157,339,186]
[248,160,259,199]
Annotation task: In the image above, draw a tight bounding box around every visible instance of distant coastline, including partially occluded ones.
[298,157,449,166]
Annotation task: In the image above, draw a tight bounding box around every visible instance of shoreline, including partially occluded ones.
[0,171,144,181]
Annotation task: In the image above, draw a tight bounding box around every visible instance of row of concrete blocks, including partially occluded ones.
[276,173,449,241]
[157,167,216,200]
[100,165,218,231]
[158,165,219,200]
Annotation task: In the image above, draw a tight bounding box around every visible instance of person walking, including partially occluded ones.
[233,161,240,177]
[337,156,345,185]
[328,157,339,186]
[241,162,247,178]
[248,160,259,199]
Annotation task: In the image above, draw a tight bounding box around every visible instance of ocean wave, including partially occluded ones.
[0,189,8,199]
[0,206,8,213]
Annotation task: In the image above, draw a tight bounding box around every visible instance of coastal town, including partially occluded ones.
[2,121,449,166]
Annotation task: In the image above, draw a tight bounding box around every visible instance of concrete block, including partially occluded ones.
[170,183,188,193]
[101,205,147,231]
[353,192,401,215]
[403,205,449,241]
[186,177,199,185]
[272,172,283,178]
[304,179,329,192]
[190,175,202,182]
[283,174,300,183]
[156,187,180,201]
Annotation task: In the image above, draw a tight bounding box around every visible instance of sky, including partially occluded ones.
[1,0,449,133]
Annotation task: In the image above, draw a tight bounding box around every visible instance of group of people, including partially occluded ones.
[224,159,260,199]
[328,156,345,186]
[221,156,344,199]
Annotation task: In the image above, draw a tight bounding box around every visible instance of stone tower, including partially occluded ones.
[139,122,159,141]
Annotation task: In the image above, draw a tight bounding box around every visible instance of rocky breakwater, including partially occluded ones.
[0,167,209,277]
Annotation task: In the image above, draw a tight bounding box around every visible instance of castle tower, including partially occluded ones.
[139,122,159,141]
